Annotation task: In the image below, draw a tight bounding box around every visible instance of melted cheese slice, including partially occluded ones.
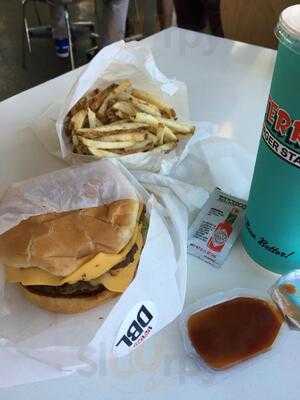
[6,224,142,288]
[99,263,137,292]
[90,228,143,292]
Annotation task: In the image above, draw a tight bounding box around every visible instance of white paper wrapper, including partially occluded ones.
[0,131,257,388]
[0,159,189,387]
[32,40,208,172]
[165,131,256,200]
[0,160,139,236]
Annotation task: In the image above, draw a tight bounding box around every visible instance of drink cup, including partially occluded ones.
[242,5,300,274]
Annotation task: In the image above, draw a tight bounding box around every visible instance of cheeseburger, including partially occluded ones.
[0,199,146,314]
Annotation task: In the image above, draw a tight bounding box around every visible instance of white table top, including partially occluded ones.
[1,28,300,400]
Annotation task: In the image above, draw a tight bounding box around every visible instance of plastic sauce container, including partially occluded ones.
[180,272,300,373]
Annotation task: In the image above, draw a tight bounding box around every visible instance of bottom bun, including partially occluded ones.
[21,285,119,314]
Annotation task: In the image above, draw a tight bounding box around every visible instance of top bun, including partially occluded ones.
[0,199,140,277]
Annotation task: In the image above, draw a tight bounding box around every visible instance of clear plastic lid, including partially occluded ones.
[271,269,300,330]
[276,5,300,54]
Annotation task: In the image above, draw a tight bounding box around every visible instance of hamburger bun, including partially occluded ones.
[0,199,140,277]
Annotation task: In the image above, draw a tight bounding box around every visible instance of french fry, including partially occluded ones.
[68,97,88,117]
[79,136,136,149]
[117,92,132,102]
[88,148,117,158]
[145,132,159,144]
[151,142,176,153]
[123,139,154,152]
[106,107,118,122]
[113,80,132,96]
[129,97,161,117]
[117,93,161,117]
[157,117,195,134]
[157,124,165,145]
[175,133,193,140]
[70,109,87,130]
[87,90,106,112]
[97,87,118,117]
[87,88,100,98]
[109,119,130,125]
[89,84,118,111]
[77,122,148,134]
[98,80,132,117]
[163,126,178,142]
[95,117,103,127]
[74,130,103,139]
[97,95,112,118]
[74,141,89,155]
[123,146,154,154]
[131,89,176,119]
[134,112,159,126]
[103,122,148,132]
[87,108,97,128]
[115,110,130,120]
[112,101,136,117]
[98,132,146,142]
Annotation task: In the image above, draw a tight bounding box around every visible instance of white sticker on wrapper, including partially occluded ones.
[188,188,246,268]
[113,301,157,357]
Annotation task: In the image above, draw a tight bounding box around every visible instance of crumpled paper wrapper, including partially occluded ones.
[165,130,255,201]
[32,40,207,172]
[0,132,256,387]
[0,161,139,236]
[0,159,191,387]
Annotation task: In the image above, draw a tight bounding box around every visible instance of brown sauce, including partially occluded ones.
[279,283,296,295]
[188,297,283,370]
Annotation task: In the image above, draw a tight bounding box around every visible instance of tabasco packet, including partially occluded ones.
[188,188,246,268]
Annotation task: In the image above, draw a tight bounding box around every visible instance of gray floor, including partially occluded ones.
[0,0,97,102]
[0,1,220,103]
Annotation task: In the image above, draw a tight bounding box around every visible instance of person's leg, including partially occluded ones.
[157,0,174,30]
[206,0,223,37]
[100,0,130,48]
[48,0,70,57]
[49,0,67,39]
[173,0,207,32]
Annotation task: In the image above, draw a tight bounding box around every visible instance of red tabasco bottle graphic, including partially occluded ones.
[207,208,239,252]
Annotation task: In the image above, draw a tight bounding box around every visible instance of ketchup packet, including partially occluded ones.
[188,188,246,267]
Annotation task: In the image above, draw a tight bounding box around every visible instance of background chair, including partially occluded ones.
[22,0,97,70]
[221,0,298,49]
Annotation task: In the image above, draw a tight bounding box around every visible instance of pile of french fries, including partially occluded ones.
[65,80,195,158]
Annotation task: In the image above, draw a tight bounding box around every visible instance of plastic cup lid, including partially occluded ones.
[271,270,300,330]
[279,5,300,40]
